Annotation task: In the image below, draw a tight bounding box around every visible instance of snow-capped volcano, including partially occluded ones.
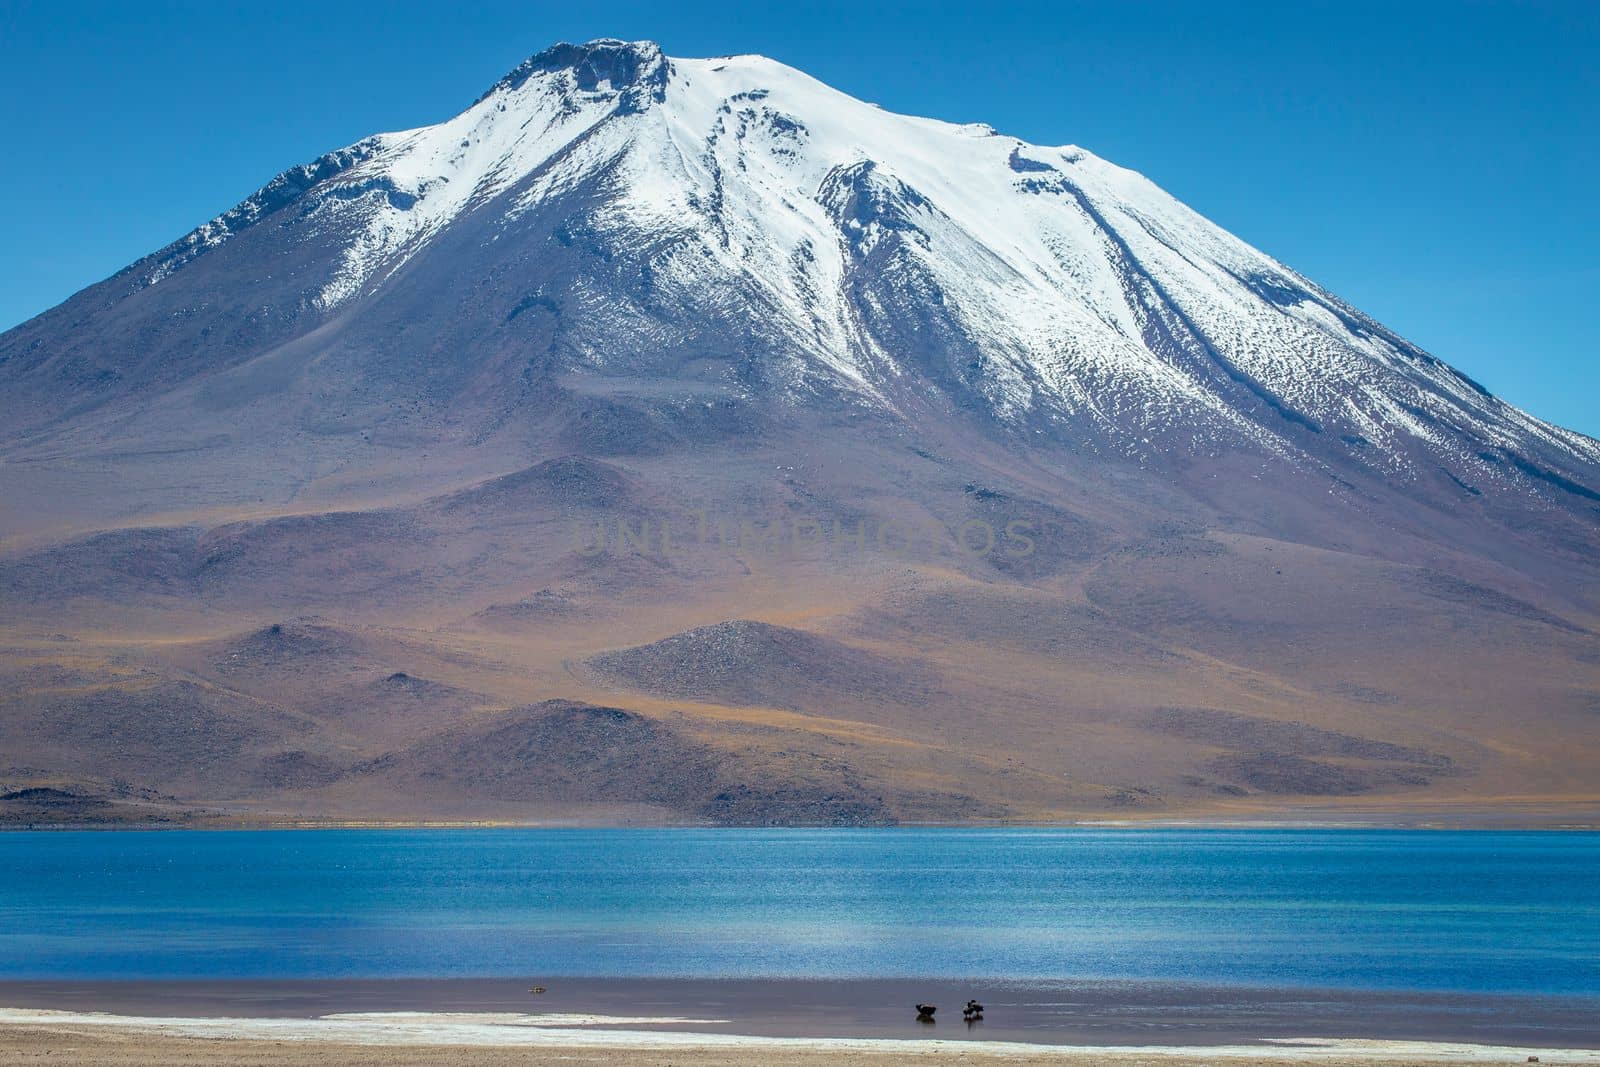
[84,37,1595,497]
[2,39,1599,828]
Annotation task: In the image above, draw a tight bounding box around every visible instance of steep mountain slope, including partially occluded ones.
[1,40,1597,826]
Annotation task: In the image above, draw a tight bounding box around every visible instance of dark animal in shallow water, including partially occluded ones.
[915,1003,937,1020]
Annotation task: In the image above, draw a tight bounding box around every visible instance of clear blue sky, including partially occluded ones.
[2,0,1595,435]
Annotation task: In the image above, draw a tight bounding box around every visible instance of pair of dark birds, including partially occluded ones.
[915,999,983,1021]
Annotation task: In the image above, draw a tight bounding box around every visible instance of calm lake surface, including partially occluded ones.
[1,829,1597,995]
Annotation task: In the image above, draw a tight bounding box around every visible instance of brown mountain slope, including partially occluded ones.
[1,435,1597,826]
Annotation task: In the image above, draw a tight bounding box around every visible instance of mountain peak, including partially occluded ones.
[488,38,667,107]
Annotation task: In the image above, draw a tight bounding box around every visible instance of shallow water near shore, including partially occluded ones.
[4,977,1600,1048]
[1,828,1597,1000]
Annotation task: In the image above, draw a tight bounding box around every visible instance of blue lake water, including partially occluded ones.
[1,828,1597,995]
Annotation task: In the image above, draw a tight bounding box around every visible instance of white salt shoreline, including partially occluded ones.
[3,1007,1600,1062]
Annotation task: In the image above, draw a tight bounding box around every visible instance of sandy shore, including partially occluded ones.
[0,1028,1571,1067]
[3,1011,1600,1066]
